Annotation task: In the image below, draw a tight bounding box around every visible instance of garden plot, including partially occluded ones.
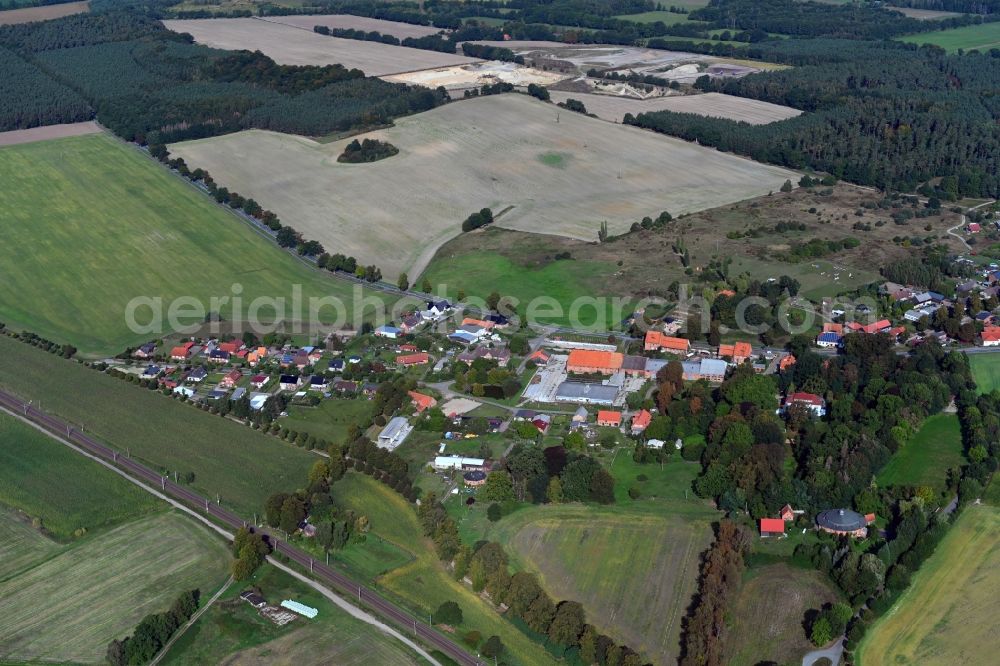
[163,17,477,75]
[169,93,798,280]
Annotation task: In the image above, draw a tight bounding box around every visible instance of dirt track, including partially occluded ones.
[0,121,100,147]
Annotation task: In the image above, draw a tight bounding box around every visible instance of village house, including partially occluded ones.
[170,341,195,361]
[408,390,437,413]
[457,346,511,367]
[782,392,826,417]
[332,380,358,394]
[682,358,728,383]
[250,374,268,389]
[718,341,752,363]
[528,349,551,365]
[422,300,451,321]
[208,348,231,364]
[631,409,652,435]
[816,331,842,348]
[571,406,588,425]
[279,374,300,391]
[759,518,786,538]
[400,313,423,334]
[140,365,161,379]
[644,331,690,354]
[133,342,156,359]
[779,354,796,371]
[982,325,1000,346]
[186,366,207,383]
[309,375,329,391]
[375,325,402,339]
[218,340,243,355]
[219,369,242,388]
[461,317,495,331]
[662,316,683,335]
[596,410,622,427]
[845,319,892,335]
[396,352,430,367]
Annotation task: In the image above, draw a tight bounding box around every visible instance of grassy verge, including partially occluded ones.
[0,334,316,517]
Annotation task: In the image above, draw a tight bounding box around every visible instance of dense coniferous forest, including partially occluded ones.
[627,40,1000,198]
[0,46,92,131]
[0,11,446,140]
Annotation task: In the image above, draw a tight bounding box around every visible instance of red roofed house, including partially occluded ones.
[968,222,981,233]
[461,317,495,330]
[718,341,753,363]
[983,326,1000,346]
[630,409,652,435]
[218,340,242,355]
[779,354,796,371]
[718,289,736,297]
[780,504,796,521]
[596,410,622,427]
[397,352,430,367]
[822,322,844,334]
[250,374,268,389]
[408,390,437,413]
[759,518,786,537]
[219,369,242,388]
[170,341,195,361]
[865,513,877,525]
[399,344,419,353]
[567,349,624,374]
[783,392,826,417]
[644,331,691,354]
[846,319,892,335]
[528,349,551,364]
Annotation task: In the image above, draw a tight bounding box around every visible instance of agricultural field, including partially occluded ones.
[330,472,560,666]
[898,20,1000,51]
[0,510,61,580]
[0,132,392,356]
[614,10,699,25]
[967,351,1000,393]
[877,413,966,491]
[889,6,962,20]
[0,0,88,25]
[547,90,802,124]
[857,504,1000,664]
[0,511,231,664]
[163,17,477,75]
[0,334,317,517]
[161,563,424,665]
[423,182,951,322]
[0,411,160,540]
[725,564,841,666]
[278,397,375,445]
[263,13,445,39]
[170,94,798,281]
[0,120,100,147]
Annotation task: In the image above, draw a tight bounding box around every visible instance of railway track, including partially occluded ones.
[0,388,481,666]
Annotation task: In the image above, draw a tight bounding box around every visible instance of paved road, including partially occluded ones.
[802,637,843,666]
[0,388,481,666]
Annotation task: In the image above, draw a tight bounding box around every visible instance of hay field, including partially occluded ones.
[263,13,444,39]
[170,94,798,280]
[898,21,1000,51]
[0,132,392,356]
[0,512,230,664]
[857,504,1000,665]
[0,510,61,580]
[549,90,801,124]
[0,1,88,25]
[497,505,715,663]
[163,17,477,75]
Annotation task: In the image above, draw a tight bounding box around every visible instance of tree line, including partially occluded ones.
[106,589,200,666]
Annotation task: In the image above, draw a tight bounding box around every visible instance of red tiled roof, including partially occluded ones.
[597,410,622,425]
[865,513,876,524]
[719,341,752,359]
[786,392,823,406]
[408,390,437,412]
[631,409,652,430]
[397,352,430,365]
[983,326,1000,342]
[567,349,624,372]
[645,331,690,351]
[760,518,785,534]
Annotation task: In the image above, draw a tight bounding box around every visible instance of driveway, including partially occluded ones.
[803,637,843,666]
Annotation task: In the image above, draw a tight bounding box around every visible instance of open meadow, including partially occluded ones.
[330,472,560,666]
[278,397,375,445]
[0,1,88,25]
[0,132,392,356]
[877,413,966,491]
[170,93,798,280]
[0,411,160,540]
[725,563,841,666]
[0,511,231,664]
[548,90,802,125]
[163,17,477,75]
[857,504,1000,665]
[161,563,424,665]
[898,21,1000,51]
[968,351,1000,394]
[0,335,317,517]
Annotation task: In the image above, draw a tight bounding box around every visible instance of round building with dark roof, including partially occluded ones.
[816,508,868,537]
[463,470,487,487]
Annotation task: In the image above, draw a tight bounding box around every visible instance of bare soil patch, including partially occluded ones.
[0,1,87,25]
[549,90,801,124]
[163,17,477,75]
[262,14,444,40]
[0,121,100,147]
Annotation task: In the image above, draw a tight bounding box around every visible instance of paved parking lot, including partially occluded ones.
[521,355,568,403]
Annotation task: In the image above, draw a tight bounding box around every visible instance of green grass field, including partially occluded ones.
[0,411,161,540]
[857,504,1000,664]
[968,352,1000,394]
[161,563,424,665]
[279,397,375,445]
[0,511,231,664]
[898,21,1000,51]
[0,133,392,357]
[0,510,61,581]
[877,413,966,490]
[0,335,316,517]
[330,472,559,666]
[615,10,699,24]
[725,564,841,666]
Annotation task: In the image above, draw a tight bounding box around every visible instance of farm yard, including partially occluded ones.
[163,17,478,75]
[0,511,231,664]
[0,132,393,356]
[877,413,966,491]
[724,564,842,666]
[0,1,89,25]
[169,93,798,280]
[547,90,802,124]
[0,334,317,518]
[897,21,1000,51]
[160,564,424,665]
[857,504,1000,665]
[0,411,160,540]
[262,13,445,40]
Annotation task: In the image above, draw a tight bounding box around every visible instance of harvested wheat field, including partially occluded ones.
[262,13,445,40]
[169,94,797,280]
[163,17,477,75]
[0,120,100,147]
[0,1,88,25]
[549,90,801,124]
